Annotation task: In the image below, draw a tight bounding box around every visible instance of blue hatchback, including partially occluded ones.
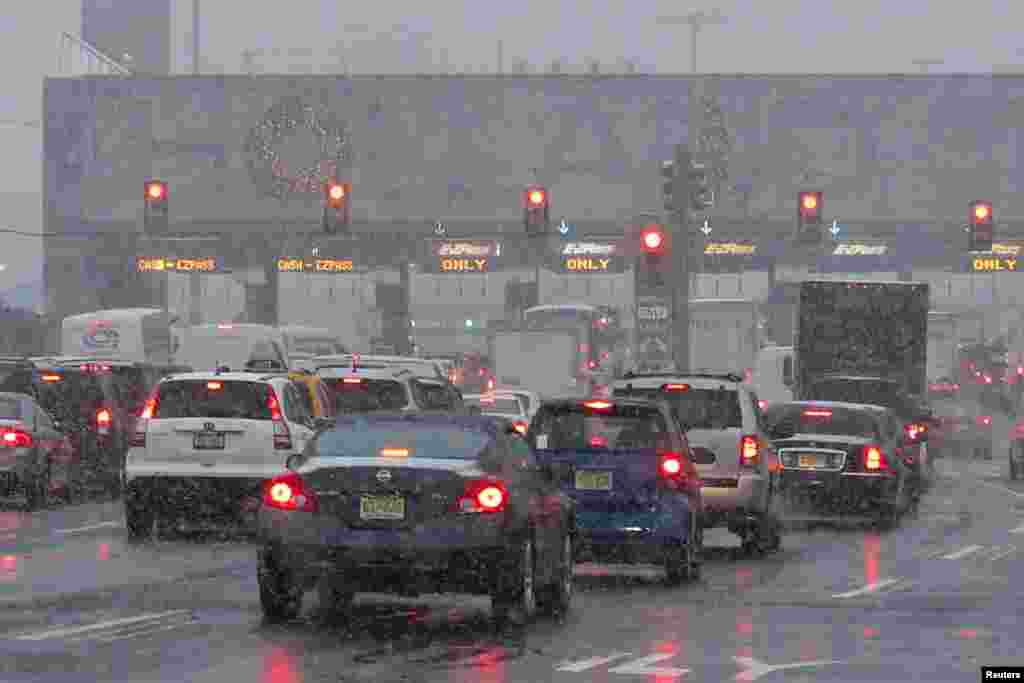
[527,398,703,584]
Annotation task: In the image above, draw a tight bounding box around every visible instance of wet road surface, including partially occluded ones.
[0,452,1021,683]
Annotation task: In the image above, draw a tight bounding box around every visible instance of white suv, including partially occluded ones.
[316,364,463,414]
[611,371,782,555]
[123,371,319,538]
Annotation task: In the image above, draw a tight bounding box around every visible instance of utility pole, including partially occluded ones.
[658,10,728,73]
[192,0,200,75]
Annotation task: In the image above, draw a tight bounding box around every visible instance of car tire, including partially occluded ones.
[24,463,50,512]
[258,546,303,623]
[538,533,574,616]
[317,574,355,620]
[124,498,154,541]
[491,537,537,627]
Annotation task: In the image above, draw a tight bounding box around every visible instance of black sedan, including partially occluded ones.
[762,401,916,527]
[257,413,575,626]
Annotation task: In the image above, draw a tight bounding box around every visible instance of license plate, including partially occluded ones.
[360,495,405,520]
[194,432,225,450]
[798,453,818,468]
[575,470,612,491]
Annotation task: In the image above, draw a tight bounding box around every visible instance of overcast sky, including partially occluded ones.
[0,0,1021,290]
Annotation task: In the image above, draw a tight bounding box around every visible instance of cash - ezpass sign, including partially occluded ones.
[559,242,623,273]
[431,241,496,273]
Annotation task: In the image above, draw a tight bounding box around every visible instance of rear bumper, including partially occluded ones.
[126,475,264,524]
[259,508,510,592]
[777,470,898,514]
[572,505,692,563]
[699,474,768,527]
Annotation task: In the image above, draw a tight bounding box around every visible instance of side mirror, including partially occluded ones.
[768,424,795,441]
[285,453,303,470]
[313,416,334,430]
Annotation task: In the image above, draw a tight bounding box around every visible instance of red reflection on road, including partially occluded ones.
[799,639,818,661]
[735,607,753,638]
[264,647,299,683]
[472,645,505,683]
[862,626,878,638]
[654,641,681,683]
[958,628,978,639]
[735,567,753,592]
[0,512,21,541]
[97,543,110,561]
[863,532,880,586]
[0,555,18,582]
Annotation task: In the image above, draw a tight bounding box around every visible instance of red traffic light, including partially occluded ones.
[798,191,822,220]
[970,200,993,225]
[640,224,666,254]
[144,181,167,202]
[525,186,547,207]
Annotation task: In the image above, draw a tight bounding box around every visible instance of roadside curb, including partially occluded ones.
[0,559,253,611]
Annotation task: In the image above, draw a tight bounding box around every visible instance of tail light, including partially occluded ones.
[262,472,319,512]
[740,435,759,468]
[0,428,32,448]
[977,415,993,428]
[268,388,292,450]
[96,408,112,436]
[862,445,890,472]
[658,451,699,492]
[905,422,927,441]
[486,377,495,391]
[131,389,160,448]
[583,400,613,411]
[512,420,528,435]
[587,360,598,370]
[758,400,768,411]
[455,480,507,513]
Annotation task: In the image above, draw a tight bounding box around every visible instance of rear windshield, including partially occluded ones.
[805,380,913,417]
[153,380,274,419]
[316,424,491,460]
[0,397,22,419]
[613,386,742,430]
[466,396,522,414]
[410,379,460,410]
[530,404,671,451]
[762,404,879,438]
[324,378,409,413]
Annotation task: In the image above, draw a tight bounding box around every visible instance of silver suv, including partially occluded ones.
[611,372,782,555]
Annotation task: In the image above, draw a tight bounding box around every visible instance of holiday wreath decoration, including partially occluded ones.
[243,94,351,201]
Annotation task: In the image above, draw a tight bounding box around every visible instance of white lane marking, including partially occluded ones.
[940,545,983,560]
[555,652,633,673]
[733,656,844,682]
[973,479,1024,499]
[608,653,690,676]
[92,620,196,644]
[66,612,196,644]
[55,521,121,535]
[15,610,188,641]
[987,546,1018,563]
[831,578,900,599]
[1010,522,1024,535]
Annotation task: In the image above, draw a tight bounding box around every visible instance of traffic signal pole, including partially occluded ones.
[671,143,692,373]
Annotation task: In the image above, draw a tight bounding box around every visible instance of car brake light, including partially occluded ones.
[41,373,62,383]
[342,377,362,384]
[661,456,682,476]
[207,381,222,390]
[380,448,409,457]
[583,400,613,410]
[131,389,160,448]
[803,409,832,417]
[0,428,32,448]
[862,445,889,472]
[96,408,112,436]
[740,435,759,467]
[758,400,768,410]
[486,378,495,391]
[455,480,508,513]
[977,415,992,427]
[512,420,528,435]
[262,473,318,512]
[662,383,690,392]
[268,388,292,450]
[905,422,927,440]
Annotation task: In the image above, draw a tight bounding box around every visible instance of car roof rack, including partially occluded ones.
[620,370,744,383]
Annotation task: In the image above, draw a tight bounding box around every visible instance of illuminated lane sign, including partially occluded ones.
[704,242,756,256]
[971,256,1018,272]
[559,242,624,273]
[832,243,887,256]
[276,258,355,273]
[136,257,218,273]
[430,241,496,273]
[992,243,1022,255]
